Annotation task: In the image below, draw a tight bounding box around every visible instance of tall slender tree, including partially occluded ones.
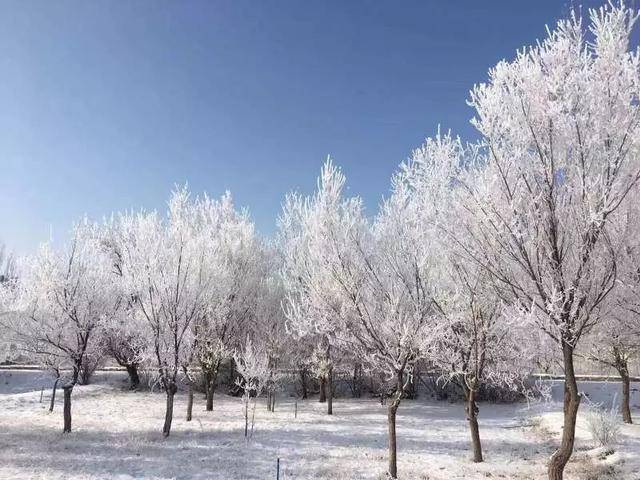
[280,160,443,478]
[586,199,640,424]
[114,188,222,436]
[193,195,261,412]
[396,132,534,463]
[4,223,119,432]
[444,5,640,478]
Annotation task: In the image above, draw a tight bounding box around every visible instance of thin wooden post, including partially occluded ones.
[294,400,297,419]
[39,387,44,403]
[276,458,280,480]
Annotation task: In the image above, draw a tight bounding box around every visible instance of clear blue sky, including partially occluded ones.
[0,1,616,254]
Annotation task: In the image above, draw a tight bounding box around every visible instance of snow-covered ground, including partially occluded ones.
[0,372,638,479]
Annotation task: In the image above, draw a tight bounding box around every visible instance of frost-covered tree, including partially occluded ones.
[447,5,640,478]
[102,310,148,390]
[234,336,270,438]
[251,249,288,413]
[396,133,534,462]
[434,266,532,462]
[191,193,261,412]
[288,334,315,400]
[3,223,119,432]
[0,242,16,283]
[114,188,220,437]
[279,165,345,416]
[586,314,639,424]
[0,256,19,364]
[586,200,640,424]
[280,160,442,478]
[97,227,149,390]
[309,337,334,406]
[0,242,18,364]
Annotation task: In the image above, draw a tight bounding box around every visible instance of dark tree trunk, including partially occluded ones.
[244,398,249,437]
[204,366,221,411]
[62,385,73,433]
[49,378,59,413]
[466,388,483,463]
[186,384,194,422]
[388,402,398,478]
[617,364,632,424]
[319,376,326,403]
[327,369,333,415]
[163,384,177,437]
[206,378,215,411]
[387,369,404,479]
[206,382,213,411]
[548,343,580,480]
[126,364,140,390]
[300,368,308,400]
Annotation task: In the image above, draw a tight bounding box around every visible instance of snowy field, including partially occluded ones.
[0,371,638,480]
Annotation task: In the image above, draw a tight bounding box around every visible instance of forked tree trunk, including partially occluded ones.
[49,378,59,413]
[162,384,177,437]
[548,343,580,480]
[62,385,73,433]
[327,369,333,415]
[466,388,483,463]
[319,376,326,403]
[126,364,140,390]
[617,364,632,424]
[186,384,194,422]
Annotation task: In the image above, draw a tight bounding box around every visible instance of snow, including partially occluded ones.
[0,372,638,480]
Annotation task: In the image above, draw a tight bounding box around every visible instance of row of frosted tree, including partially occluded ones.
[2,3,640,480]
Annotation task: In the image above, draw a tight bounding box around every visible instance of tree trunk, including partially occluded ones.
[387,368,405,479]
[388,401,399,478]
[206,379,215,411]
[203,365,220,411]
[126,364,140,390]
[186,384,194,422]
[319,376,326,403]
[49,378,59,413]
[244,397,249,437]
[62,385,73,433]
[466,388,483,463]
[269,390,276,412]
[327,369,333,415]
[300,368,308,399]
[162,384,177,437]
[548,343,580,480]
[617,365,632,424]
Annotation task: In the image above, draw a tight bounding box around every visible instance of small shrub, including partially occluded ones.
[585,398,621,447]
